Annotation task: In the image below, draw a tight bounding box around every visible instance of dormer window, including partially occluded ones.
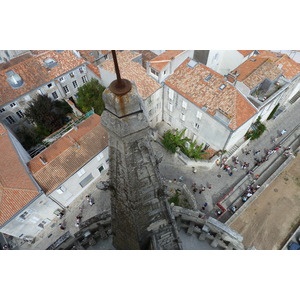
[219,84,226,91]
[47,83,53,88]
[69,72,75,78]
[79,67,84,74]
[44,58,57,69]
[6,70,24,88]
[59,77,65,82]
[10,102,17,107]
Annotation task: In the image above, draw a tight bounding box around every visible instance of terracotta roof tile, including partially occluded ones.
[233,54,283,89]
[165,59,257,130]
[100,51,161,99]
[149,50,184,71]
[237,50,254,57]
[28,114,108,194]
[0,124,39,226]
[87,64,101,78]
[0,50,86,106]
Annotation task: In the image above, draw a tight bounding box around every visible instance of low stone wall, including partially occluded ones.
[172,206,245,250]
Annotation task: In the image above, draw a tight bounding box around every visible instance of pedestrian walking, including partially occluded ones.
[192,167,197,174]
[254,150,260,155]
[280,129,287,136]
[59,223,65,230]
[202,202,208,210]
[179,176,183,182]
[75,215,82,227]
[207,184,212,189]
[201,187,206,192]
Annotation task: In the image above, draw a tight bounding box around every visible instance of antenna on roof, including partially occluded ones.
[109,50,132,96]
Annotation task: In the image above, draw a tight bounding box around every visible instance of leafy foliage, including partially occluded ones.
[15,126,44,150]
[76,78,105,115]
[267,103,280,120]
[244,116,267,140]
[161,128,208,160]
[25,95,72,133]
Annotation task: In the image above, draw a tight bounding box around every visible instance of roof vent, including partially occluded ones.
[250,59,256,62]
[6,70,24,88]
[44,58,57,69]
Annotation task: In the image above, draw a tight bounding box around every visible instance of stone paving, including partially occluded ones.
[152,99,300,218]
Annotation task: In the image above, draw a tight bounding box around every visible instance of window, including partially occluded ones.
[149,109,153,117]
[196,111,202,119]
[168,103,173,112]
[77,168,86,177]
[98,165,105,173]
[182,101,187,109]
[219,84,226,90]
[10,102,17,107]
[82,75,87,83]
[204,74,212,82]
[79,67,84,74]
[59,77,65,82]
[0,108,5,113]
[79,173,94,187]
[72,80,78,88]
[52,91,58,99]
[16,110,24,118]
[69,72,75,78]
[56,186,66,194]
[156,103,160,110]
[163,70,167,75]
[194,123,200,129]
[168,89,174,100]
[47,83,53,88]
[151,68,159,76]
[6,115,15,124]
[19,211,29,220]
[181,113,185,121]
[63,85,69,93]
[97,153,104,161]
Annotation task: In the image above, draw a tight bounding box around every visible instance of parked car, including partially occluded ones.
[287,242,300,250]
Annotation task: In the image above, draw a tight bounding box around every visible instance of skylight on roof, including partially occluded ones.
[204,74,212,82]
[187,59,197,68]
[219,84,226,90]
[44,58,57,69]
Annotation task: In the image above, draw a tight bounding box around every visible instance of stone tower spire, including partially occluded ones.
[101,51,181,249]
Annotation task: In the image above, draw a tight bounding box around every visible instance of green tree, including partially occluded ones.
[25,95,72,133]
[76,78,105,115]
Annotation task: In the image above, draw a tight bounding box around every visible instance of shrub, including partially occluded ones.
[267,103,280,120]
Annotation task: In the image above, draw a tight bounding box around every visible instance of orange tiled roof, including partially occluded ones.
[28,114,108,194]
[165,58,257,130]
[87,64,101,78]
[0,124,39,226]
[233,54,283,90]
[257,50,300,80]
[100,51,161,99]
[149,50,184,71]
[0,50,86,107]
[237,50,253,57]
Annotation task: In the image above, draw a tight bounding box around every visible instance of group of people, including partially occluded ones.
[241,184,261,202]
[58,194,95,230]
[191,182,211,194]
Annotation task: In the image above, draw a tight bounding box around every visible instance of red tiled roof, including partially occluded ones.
[0,50,86,106]
[87,64,101,79]
[237,50,253,57]
[165,58,257,130]
[149,50,184,71]
[100,51,161,99]
[257,50,300,80]
[233,54,283,89]
[28,114,108,194]
[0,124,39,226]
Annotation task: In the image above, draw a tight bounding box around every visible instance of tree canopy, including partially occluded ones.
[25,94,72,134]
[76,78,105,115]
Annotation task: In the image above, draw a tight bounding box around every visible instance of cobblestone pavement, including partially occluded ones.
[152,99,300,217]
